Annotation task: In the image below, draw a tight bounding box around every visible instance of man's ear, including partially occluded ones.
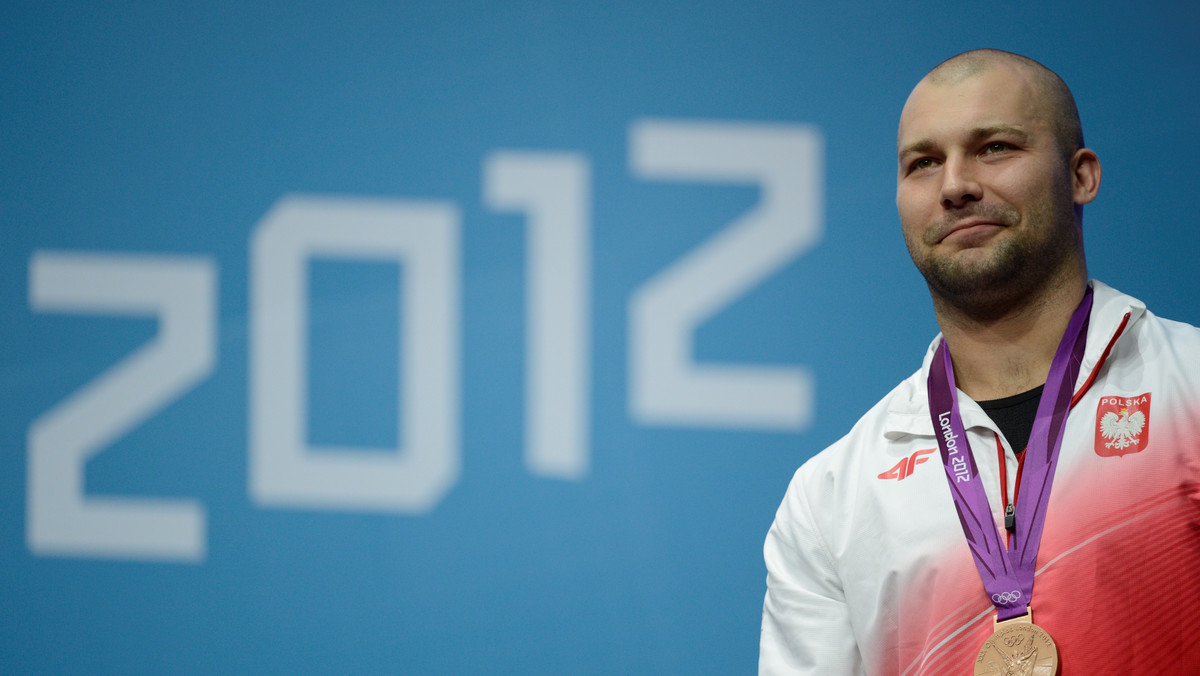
[1071,148,1102,205]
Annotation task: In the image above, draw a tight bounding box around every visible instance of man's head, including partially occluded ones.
[895,49,1101,316]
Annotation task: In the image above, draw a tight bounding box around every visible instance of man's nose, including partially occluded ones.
[940,156,982,208]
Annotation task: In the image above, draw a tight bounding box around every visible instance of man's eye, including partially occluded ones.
[984,142,1010,153]
[910,158,936,171]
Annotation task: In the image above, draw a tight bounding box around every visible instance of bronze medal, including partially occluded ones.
[973,611,1059,676]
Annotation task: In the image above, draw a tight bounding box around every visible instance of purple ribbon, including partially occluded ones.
[927,288,1092,621]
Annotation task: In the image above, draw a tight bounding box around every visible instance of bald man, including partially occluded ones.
[760,49,1200,675]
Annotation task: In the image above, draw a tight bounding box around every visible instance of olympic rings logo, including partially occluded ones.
[991,590,1023,605]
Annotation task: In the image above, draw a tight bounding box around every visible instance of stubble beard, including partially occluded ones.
[906,196,1080,319]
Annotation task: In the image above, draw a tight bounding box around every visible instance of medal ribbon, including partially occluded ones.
[927,288,1092,621]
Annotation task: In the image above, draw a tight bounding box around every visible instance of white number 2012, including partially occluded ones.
[26,119,820,562]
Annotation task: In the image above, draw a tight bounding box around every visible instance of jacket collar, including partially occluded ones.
[883,280,1146,439]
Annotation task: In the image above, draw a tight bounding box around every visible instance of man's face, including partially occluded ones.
[895,65,1080,307]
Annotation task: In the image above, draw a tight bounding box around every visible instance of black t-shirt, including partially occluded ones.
[978,385,1044,454]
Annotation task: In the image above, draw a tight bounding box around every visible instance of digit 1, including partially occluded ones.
[483,151,592,479]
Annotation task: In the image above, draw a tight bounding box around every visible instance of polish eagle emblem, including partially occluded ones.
[1094,393,1151,457]
[1099,408,1145,450]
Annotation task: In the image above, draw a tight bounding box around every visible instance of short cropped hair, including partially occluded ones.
[925,49,1084,159]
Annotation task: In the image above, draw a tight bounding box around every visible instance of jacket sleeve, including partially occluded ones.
[760,470,864,675]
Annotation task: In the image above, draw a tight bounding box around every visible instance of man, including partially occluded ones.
[760,49,1200,675]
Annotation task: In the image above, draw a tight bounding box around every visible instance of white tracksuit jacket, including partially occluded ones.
[761,281,1200,675]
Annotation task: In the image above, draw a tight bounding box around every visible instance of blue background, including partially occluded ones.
[3,2,1199,673]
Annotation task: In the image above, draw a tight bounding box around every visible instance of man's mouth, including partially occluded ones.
[936,218,1007,244]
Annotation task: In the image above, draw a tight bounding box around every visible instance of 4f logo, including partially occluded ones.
[1096,393,1151,457]
[878,448,935,481]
